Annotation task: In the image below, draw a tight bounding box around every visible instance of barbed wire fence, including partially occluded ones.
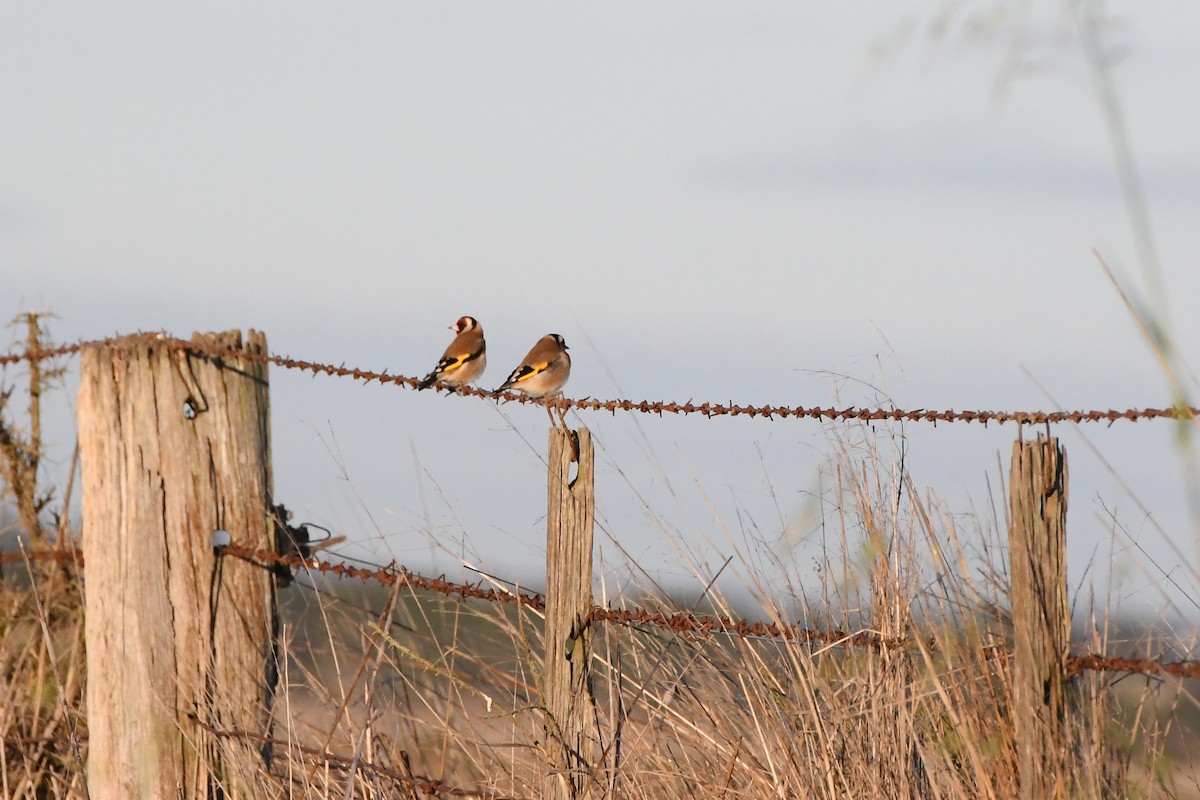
[4,332,1200,799]
[3,335,1199,679]
[2,334,1199,425]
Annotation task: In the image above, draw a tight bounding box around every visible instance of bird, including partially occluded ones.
[495,333,572,422]
[417,316,487,390]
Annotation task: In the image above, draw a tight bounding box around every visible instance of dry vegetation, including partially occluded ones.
[4,454,1200,798]
[1,321,1199,798]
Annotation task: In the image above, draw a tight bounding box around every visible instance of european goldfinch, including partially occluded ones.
[495,334,571,399]
[417,316,487,390]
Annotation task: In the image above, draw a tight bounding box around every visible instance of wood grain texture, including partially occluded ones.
[1008,434,1069,800]
[78,331,275,799]
[543,427,600,800]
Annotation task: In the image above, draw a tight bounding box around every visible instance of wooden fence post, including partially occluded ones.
[77,331,276,800]
[1008,433,1069,800]
[544,426,599,800]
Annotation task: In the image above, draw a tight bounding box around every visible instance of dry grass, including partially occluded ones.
[0,562,87,799]
[2,433,1199,798]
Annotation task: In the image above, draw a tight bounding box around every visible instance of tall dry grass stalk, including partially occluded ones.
[2,429,1197,798]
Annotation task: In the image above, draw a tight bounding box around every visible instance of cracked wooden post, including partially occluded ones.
[1008,433,1069,800]
[78,331,276,800]
[544,426,599,800]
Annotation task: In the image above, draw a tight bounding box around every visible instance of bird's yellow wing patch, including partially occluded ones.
[439,347,483,375]
[439,354,468,373]
[513,362,549,382]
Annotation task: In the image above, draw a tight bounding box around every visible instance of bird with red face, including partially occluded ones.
[417,316,487,390]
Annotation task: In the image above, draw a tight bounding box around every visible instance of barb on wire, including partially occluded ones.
[3,334,1199,425]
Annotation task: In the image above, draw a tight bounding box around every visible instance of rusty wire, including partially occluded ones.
[222,544,548,608]
[0,340,88,366]
[224,545,902,647]
[1066,653,1200,680]
[7,545,1200,679]
[3,334,1199,425]
[587,605,904,649]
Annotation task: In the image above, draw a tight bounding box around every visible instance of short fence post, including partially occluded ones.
[543,426,599,800]
[77,331,276,800]
[1008,433,1069,800]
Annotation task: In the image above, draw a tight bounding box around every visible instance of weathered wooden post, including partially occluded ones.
[77,331,276,799]
[544,426,599,799]
[1008,433,1069,800]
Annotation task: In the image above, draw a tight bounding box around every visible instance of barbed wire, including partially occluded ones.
[2,334,1198,425]
[223,544,908,648]
[11,545,1198,679]
[1065,653,1200,680]
[224,544,549,608]
[0,340,88,365]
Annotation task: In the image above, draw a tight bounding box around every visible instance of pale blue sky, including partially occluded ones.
[4,3,1199,621]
